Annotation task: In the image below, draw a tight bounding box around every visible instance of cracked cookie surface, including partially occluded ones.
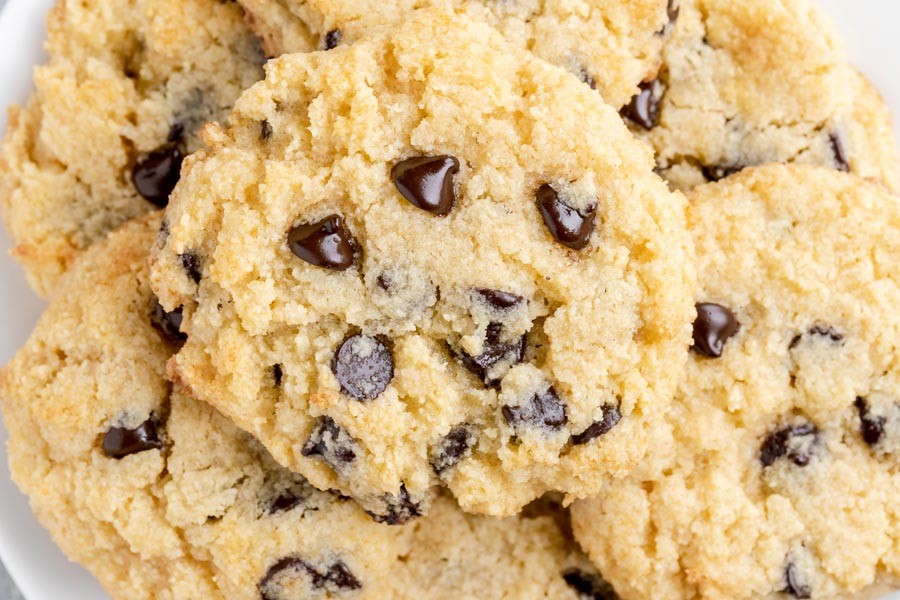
[572,165,900,600]
[151,9,695,518]
[0,0,274,297]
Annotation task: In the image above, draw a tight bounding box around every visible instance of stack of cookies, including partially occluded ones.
[1,1,898,598]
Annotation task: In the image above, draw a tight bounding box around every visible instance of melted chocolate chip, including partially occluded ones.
[179,252,202,284]
[259,557,361,599]
[503,387,568,430]
[760,422,819,467]
[430,426,475,475]
[287,215,358,270]
[620,79,662,130]
[474,288,524,310]
[691,303,739,358]
[536,184,596,250]
[829,132,850,172]
[701,164,744,182]
[301,416,358,470]
[132,146,184,207]
[272,364,283,386]
[261,120,273,141]
[854,397,885,446]
[366,484,422,525]
[150,299,186,342]
[267,492,303,514]
[563,569,619,600]
[789,325,844,349]
[322,29,342,50]
[331,334,394,401]
[572,404,622,445]
[391,156,460,216]
[459,323,526,386]
[102,419,164,459]
[784,562,812,599]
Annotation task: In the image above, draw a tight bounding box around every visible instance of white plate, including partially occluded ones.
[0,1,898,599]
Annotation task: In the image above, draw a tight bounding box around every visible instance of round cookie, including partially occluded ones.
[572,165,900,599]
[237,0,675,109]
[620,0,900,192]
[151,8,695,518]
[0,213,405,600]
[0,0,278,298]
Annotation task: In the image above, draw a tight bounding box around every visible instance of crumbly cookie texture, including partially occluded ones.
[572,165,900,600]
[0,214,405,600]
[621,0,900,192]
[237,0,673,109]
[151,9,695,518]
[0,0,273,298]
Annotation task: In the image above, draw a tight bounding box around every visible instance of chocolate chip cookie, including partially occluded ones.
[572,165,900,599]
[0,0,274,297]
[237,0,675,109]
[151,9,695,518]
[0,213,405,599]
[622,0,900,192]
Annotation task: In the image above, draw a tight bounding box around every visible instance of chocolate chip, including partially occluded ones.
[760,422,819,467]
[829,132,850,172]
[267,492,302,514]
[366,484,422,525]
[563,569,619,600]
[701,164,744,182]
[331,335,394,401]
[620,79,662,130]
[132,146,184,207]
[301,416,358,470]
[667,0,680,24]
[150,299,186,342]
[784,562,812,599]
[259,557,361,599]
[473,288,524,310]
[102,418,164,459]
[375,273,392,291]
[459,323,526,386]
[572,404,622,445]
[287,215,358,270]
[263,478,311,515]
[503,387,568,430]
[391,156,460,216]
[854,397,885,447]
[692,303,739,358]
[789,324,844,349]
[536,184,596,250]
[272,364,283,386]
[430,426,475,475]
[261,120,273,141]
[321,29,342,51]
[577,68,598,91]
[179,252,202,284]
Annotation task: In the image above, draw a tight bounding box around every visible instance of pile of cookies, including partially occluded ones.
[1,0,898,598]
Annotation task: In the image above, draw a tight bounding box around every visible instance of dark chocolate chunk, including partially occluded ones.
[331,334,394,401]
[132,146,184,207]
[536,184,596,250]
[261,120,273,141]
[430,426,475,475]
[391,156,460,216]
[287,215,358,270]
[459,323,526,386]
[102,418,164,459]
[150,299,187,342]
[366,484,422,525]
[701,164,744,182]
[179,252,202,284]
[259,557,361,599]
[829,132,850,172]
[322,29,342,51]
[784,562,812,599]
[563,569,619,600]
[691,303,739,358]
[572,404,622,445]
[272,364,283,387]
[854,397,886,447]
[474,288,524,310]
[302,416,357,469]
[760,422,819,467]
[620,79,662,130]
[503,387,568,430]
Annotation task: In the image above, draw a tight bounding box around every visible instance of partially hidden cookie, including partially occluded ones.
[0,213,405,600]
[151,9,695,518]
[572,165,900,599]
[620,0,900,192]
[237,0,675,109]
[0,0,277,297]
